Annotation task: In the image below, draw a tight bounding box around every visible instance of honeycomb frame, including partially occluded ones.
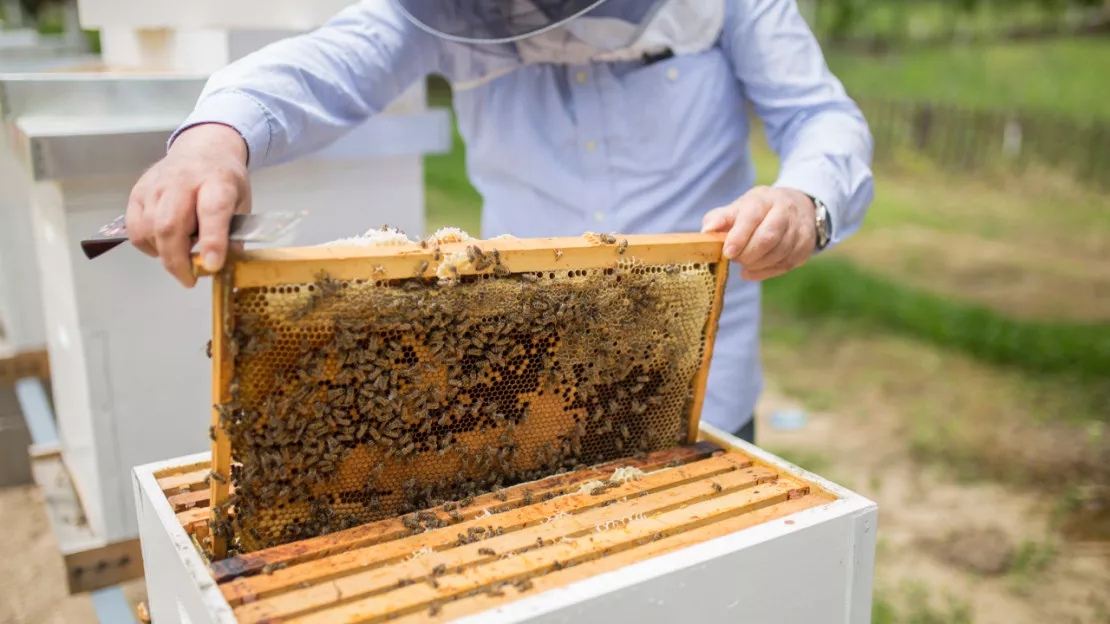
[204,233,728,558]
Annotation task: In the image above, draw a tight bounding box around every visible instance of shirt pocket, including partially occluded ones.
[613,48,745,175]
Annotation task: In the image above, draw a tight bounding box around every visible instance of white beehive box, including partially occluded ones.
[1,0,449,580]
[134,425,878,624]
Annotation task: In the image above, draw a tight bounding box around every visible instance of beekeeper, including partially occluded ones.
[125,0,875,443]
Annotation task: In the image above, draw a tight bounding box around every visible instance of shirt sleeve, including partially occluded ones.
[721,0,875,249]
[170,0,442,170]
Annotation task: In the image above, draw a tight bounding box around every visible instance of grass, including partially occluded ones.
[1007,539,1058,595]
[872,583,975,624]
[811,0,1101,45]
[760,447,833,476]
[761,310,1108,488]
[425,79,481,236]
[826,38,1110,122]
[761,257,1110,383]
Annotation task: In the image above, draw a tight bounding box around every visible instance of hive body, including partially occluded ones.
[208,233,729,556]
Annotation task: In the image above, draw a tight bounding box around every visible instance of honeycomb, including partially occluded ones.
[210,236,723,555]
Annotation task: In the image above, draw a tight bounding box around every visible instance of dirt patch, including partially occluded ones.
[0,484,147,624]
[925,527,1015,576]
[835,225,1110,322]
[757,385,1110,623]
[758,311,1110,623]
[0,484,96,624]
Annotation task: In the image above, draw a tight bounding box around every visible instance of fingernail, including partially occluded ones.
[723,245,738,259]
[203,252,220,272]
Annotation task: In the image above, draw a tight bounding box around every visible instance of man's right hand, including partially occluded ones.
[126,123,252,288]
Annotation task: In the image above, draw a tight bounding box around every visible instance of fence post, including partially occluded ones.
[912,102,934,152]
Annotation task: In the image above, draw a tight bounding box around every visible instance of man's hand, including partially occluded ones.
[701,186,817,281]
[126,123,251,288]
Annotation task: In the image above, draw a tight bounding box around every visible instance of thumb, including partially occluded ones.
[701,205,736,233]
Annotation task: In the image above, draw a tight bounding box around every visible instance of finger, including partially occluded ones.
[195,181,239,273]
[741,263,791,282]
[738,203,791,268]
[152,187,199,288]
[125,192,157,258]
[701,205,735,233]
[722,190,773,260]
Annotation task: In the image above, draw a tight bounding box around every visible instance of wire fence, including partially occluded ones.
[805,0,1110,51]
[858,97,1110,188]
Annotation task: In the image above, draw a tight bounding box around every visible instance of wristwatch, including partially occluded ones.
[813,197,832,251]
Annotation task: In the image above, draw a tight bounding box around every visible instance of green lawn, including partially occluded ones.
[825,38,1110,122]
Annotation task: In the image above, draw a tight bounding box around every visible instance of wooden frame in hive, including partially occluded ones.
[202,233,730,558]
[134,425,878,624]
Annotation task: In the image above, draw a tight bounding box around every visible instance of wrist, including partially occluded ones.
[171,123,249,167]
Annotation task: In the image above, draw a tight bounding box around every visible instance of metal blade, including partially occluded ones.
[80,211,308,260]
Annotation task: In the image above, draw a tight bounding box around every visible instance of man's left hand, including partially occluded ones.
[701,186,817,281]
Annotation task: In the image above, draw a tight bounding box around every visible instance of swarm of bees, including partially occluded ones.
[206,232,719,555]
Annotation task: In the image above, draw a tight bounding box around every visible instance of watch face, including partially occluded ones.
[815,203,831,249]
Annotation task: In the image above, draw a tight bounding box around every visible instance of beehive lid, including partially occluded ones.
[204,231,729,558]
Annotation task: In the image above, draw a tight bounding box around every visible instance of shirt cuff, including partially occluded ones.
[167,90,275,170]
[773,158,842,249]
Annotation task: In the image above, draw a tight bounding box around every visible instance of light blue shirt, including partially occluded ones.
[175,0,874,433]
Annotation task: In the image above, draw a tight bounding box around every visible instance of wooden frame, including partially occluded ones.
[201,232,729,558]
[0,348,50,386]
[133,423,878,624]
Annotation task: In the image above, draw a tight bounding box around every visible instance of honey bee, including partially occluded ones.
[618,238,628,254]
[600,233,617,244]
[416,260,429,276]
[429,603,442,616]
[432,563,447,576]
[486,585,505,598]
[478,547,496,556]
[518,272,538,283]
[515,578,534,592]
[205,340,212,358]
[209,470,227,484]
[427,578,440,589]
[711,482,723,493]
[208,426,217,442]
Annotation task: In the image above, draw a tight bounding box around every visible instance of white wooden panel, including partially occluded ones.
[77,0,356,31]
[0,130,46,350]
[134,452,233,624]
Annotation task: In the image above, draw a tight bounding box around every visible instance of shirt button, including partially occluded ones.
[666,68,679,82]
[575,71,588,84]
[593,211,605,223]
[585,140,598,152]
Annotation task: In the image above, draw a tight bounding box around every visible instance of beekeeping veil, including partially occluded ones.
[393,0,670,48]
